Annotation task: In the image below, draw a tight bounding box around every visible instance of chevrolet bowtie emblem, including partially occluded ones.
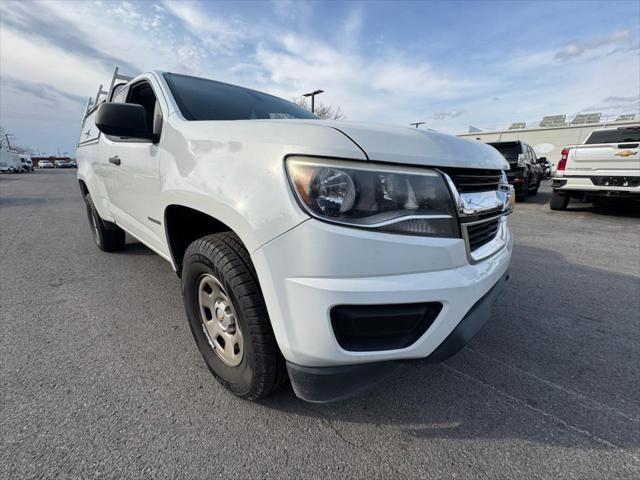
[615,150,637,157]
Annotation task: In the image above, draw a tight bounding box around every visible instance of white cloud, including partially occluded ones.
[269,0,312,22]
[579,95,640,116]
[161,0,246,54]
[511,28,636,69]
[428,110,466,120]
[0,27,111,97]
[0,1,638,152]
[251,32,476,125]
[554,29,631,60]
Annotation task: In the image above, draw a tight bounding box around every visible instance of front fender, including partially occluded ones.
[159,118,366,254]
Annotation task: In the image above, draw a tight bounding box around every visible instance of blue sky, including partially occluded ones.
[0,0,638,155]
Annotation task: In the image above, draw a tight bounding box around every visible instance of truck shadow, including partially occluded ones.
[527,183,639,218]
[550,197,640,218]
[259,244,640,451]
[120,238,157,256]
[519,186,551,205]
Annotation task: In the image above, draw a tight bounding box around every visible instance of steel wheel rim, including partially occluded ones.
[196,273,244,367]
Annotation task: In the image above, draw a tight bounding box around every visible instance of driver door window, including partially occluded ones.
[127,82,162,138]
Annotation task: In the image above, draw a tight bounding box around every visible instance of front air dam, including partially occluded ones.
[286,271,508,403]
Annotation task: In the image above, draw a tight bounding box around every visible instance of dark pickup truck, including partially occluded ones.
[488,140,544,201]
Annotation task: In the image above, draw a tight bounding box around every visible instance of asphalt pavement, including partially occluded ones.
[1,170,639,479]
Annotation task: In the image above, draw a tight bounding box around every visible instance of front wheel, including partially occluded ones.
[84,193,126,251]
[549,191,570,210]
[181,232,286,400]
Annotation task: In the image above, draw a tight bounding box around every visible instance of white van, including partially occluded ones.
[19,154,33,172]
[0,148,20,173]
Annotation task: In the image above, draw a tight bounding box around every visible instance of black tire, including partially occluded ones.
[182,232,286,400]
[84,193,126,251]
[529,178,540,196]
[529,182,540,197]
[549,191,570,211]
[516,176,531,201]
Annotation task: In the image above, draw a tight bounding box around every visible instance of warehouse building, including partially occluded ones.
[458,113,637,168]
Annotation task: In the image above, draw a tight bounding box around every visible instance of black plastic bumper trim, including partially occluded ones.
[330,301,443,352]
[286,361,401,403]
[287,271,508,403]
[424,270,508,362]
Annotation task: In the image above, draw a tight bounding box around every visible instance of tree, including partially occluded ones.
[292,97,346,120]
[0,125,32,153]
[10,144,33,154]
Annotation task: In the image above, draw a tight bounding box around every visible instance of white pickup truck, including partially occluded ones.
[77,70,514,402]
[550,125,640,210]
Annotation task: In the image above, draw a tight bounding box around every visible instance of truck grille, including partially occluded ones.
[463,217,501,251]
[439,168,509,262]
[439,168,503,193]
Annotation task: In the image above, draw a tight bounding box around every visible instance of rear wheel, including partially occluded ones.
[84,193,126,251]
[549,191,570,210]
[181,232,286,400]
[528,176,541,196]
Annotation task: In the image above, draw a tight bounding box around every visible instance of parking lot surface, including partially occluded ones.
[1,170,639,479]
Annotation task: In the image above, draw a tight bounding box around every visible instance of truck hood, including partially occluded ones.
[254,119,508,170]
[178,119,508,170]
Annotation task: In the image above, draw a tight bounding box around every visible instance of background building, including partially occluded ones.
[458,113,637,167]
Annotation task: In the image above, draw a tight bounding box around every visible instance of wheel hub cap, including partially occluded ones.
[197,274,243,367]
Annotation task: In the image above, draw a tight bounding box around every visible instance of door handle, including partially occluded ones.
[108,156,121,166]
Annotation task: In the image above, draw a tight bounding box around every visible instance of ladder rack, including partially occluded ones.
[84,66,134,116]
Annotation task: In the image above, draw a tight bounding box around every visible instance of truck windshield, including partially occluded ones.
[163,73,318,121]
[585,127,640,144]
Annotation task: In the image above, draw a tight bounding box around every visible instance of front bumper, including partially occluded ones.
[287,270,508,402]
[252,217,512,369]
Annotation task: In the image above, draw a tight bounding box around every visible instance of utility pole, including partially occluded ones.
[303,89,324,114]
[410,122,426,128]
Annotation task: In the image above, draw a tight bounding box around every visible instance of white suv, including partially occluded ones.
[77,71,513,402]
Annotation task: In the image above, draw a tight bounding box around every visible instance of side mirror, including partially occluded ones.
[95,103,156,141]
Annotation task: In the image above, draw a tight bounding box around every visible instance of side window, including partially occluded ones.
[127,81,163,136]
[518,143,527,161]
[111,83,128,103]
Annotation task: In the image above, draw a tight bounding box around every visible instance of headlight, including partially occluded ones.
[286,157,459,237]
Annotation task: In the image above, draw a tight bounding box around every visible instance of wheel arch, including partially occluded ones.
[78,178,89,196]
[164,204,249,275]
